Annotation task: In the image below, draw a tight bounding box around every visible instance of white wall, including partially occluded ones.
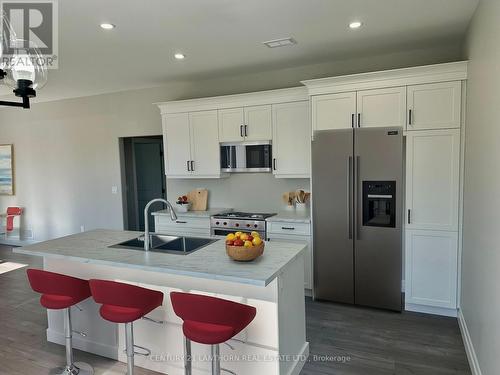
[0,45,462,241]
[461,1,500,374]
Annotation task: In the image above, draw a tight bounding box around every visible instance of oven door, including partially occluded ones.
[220,142,272,172]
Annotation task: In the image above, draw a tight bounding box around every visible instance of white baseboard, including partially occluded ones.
[405,303,458,317]
[47,328,118,360]
[458,310,482,375]
[287,342,309,375]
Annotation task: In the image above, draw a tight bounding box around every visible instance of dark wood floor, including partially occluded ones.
[0,245,471,375]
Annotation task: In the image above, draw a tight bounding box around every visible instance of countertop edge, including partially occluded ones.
[14,247,280,287]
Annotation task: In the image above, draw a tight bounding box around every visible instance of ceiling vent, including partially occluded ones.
[263,37,297,48]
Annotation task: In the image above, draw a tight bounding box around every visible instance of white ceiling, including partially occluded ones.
[0,0,478,102]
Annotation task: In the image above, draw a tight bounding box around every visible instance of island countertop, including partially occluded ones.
[14,229,306,287]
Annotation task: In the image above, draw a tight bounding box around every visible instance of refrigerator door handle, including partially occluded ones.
[356,155,361,240]
[348,156,353,239]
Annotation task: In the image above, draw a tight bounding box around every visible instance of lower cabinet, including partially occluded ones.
[267,221,312,291]
[154,215,211,237]
[405,229,458,314]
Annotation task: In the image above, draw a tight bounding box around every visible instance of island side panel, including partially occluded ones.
[278,253,309,375]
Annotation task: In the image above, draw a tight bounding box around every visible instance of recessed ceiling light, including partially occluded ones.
[349,21,362,29]
[174,53,185,60]
[100,23,115,30]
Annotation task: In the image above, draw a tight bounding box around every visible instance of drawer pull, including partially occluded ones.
[176,220,187,224]
[281,226,295,230]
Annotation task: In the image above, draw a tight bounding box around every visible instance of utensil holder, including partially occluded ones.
[296,203,307,211]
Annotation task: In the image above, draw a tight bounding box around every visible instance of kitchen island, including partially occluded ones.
[15,229,308,375]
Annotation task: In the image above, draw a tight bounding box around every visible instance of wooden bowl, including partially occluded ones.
[226,242,264,262]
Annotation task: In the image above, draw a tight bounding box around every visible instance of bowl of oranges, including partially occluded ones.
[225,231,264,262]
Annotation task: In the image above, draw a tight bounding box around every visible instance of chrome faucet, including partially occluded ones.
[144,198,177,250]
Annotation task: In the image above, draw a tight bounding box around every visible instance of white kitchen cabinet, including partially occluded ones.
[218,107,244,142]
[163,113,192,177]
[312,91,356,131]
[406,129,460,231]
[407,81,462,130]
[162,110,221,178]
[189,111,220,177]
[267,221,312,290]
[244,105,273,141]
[218,105,272,142]
[154,215,211,237]
[272,101,311,178]
[405,229,458,310]
[356,87,406,128]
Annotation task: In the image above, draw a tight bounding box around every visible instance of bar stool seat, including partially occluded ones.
[183,320,234,345]
[27,269,94,375]
[89,279,163,375]
[171,292,257,375]
[100,304,159,323]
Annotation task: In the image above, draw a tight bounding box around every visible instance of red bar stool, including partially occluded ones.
[89,280,163,375]
[170,292,257,375]
[26,269,94,375]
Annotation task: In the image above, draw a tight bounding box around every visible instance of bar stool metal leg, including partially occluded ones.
[184,336,192,375]
[50,308,94,375]
[125,322,135,375]
[211,344,221,375]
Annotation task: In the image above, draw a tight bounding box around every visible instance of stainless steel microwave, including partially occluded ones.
[220,141,272,172]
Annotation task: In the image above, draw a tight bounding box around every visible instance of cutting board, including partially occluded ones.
[187,189,208,211]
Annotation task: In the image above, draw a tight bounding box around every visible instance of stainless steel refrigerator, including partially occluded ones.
[312,127,403,311]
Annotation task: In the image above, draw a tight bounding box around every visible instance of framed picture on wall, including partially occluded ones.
[0,144,14,195]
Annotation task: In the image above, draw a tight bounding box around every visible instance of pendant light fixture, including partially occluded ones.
[0,12,47,109]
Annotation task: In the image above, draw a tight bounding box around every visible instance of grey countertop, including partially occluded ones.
[152,207,232,218]
[14,229,305,287]
[267,209,311,223]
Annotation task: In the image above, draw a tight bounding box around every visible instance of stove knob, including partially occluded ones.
[216,221,220,225]
[254,224,258,228]
[223,222,227,226]
[246,224,251,227]
[235,223,240,227]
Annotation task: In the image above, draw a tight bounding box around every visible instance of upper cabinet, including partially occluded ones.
[218,108,244,142]
[272,101,310,178]
[407,81,462,130]
[311,87,406,131]
[244,105,273,141]
[219,105,272,142]
[312,92,356,131]
[405,129,460,231]
[163,110,221,178]
[356,87,406,128]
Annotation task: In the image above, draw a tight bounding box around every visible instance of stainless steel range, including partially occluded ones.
[210,212,276,238]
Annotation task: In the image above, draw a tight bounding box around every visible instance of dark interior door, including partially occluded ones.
[133,138,166,231]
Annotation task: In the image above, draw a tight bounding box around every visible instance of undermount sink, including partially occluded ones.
[109,234,217,255]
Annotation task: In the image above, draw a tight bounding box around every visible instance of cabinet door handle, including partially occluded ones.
[245,125,248,137]
[240,125,244,137]
[407,209,411,224]
[281,226,295,230]
[408,109,413,125]
[187,161,191,172]
[190,161,194,171]
[357,113,361,128]
[176,220,187,224]
[273,158,277,171]
[351,113,355,128]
